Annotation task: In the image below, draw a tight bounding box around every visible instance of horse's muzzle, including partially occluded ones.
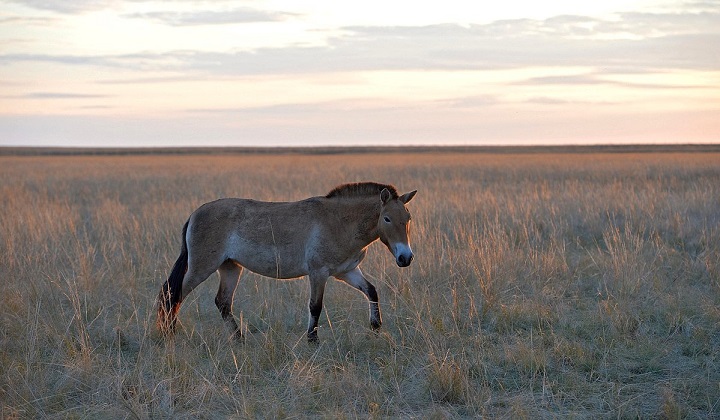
[391,242,414,267]
[396,253,413,267]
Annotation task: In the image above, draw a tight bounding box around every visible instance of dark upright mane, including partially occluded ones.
[325,182,398,199]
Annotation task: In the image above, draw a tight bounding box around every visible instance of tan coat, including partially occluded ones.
[157,182,417,342]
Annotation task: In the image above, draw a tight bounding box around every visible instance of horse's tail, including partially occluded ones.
[157,220,189,335]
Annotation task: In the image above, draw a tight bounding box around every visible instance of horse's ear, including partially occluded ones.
[380,188,392,204]
[400,190,417,204]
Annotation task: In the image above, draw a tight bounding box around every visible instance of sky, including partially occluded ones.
[0,0,718,147]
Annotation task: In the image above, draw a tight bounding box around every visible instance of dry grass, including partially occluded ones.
[1,151,718,418]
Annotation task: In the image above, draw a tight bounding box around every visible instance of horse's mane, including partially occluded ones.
[325,182,398,199]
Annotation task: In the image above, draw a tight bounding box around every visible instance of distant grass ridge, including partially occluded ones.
[2,143,720,156]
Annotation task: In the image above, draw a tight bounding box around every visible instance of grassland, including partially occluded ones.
[0,150,718,418]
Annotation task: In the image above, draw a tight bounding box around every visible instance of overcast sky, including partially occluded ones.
[1,0,718,147]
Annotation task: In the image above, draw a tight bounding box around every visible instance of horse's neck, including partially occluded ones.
[357,200,381,244]
[335,198,380,245]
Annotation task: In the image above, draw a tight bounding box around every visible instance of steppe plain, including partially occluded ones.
[1,146,718,418]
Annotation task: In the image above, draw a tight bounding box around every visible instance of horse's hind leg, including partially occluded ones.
[216,260,243,339]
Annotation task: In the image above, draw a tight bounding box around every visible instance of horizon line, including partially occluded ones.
[2,143,720,156]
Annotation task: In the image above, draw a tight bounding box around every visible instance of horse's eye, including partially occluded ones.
[383,216,391,224]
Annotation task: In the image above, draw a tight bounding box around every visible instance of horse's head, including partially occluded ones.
[378,188,417,267]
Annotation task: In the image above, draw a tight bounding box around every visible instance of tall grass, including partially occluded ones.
[1,152,718,418]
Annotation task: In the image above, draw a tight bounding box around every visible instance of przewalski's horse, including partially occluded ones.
[157,182,417,342]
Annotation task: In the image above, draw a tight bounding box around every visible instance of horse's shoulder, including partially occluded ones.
[296,196,325,211]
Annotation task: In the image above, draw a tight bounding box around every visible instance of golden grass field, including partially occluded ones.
[1,150,719,418]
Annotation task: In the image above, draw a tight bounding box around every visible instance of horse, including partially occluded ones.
[157,182,417,342]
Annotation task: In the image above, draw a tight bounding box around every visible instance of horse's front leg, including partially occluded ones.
[335,267,382,330]
[307,270,328,343]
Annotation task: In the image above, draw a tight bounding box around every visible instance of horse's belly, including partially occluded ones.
[226,234,307,279]
[241,256,307,279]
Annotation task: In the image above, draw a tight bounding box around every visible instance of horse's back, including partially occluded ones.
[190,197,321,229]
[187,196,323,279]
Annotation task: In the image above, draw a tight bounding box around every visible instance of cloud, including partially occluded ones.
[1,9,717,76]
[184,98,413,115]
[525,96,620,106]
[125,8,297,26]
[95,75,201,84]
[593,10,720,39]
[525,97,573,105]
[0,53,102,66]
[439,95,501,108]
[170,24,718,74]
[0,52,188,71]
[518,75,607,85]
[3,0,116,14]
[3,0,296,22]
[3,0,222,14]
[517,73,713,90]
[23,92,111,99]
[0,15,59,25]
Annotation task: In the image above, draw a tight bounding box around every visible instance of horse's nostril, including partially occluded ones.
[397,254,413,267]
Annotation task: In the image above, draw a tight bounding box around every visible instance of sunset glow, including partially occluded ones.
[1,0,718,146]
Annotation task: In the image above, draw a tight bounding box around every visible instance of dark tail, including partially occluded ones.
[157,220,189,334]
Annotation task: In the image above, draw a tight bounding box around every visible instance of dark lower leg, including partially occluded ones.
[216,261,243,339]
[307,296,323,342]
[215,297,241,338]
[336,269,382,331]
[307,273,328,343]
[367,284,382,330]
